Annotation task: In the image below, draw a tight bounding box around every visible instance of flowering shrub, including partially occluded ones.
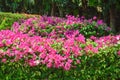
[0,15,119,79]
[11,15,112,38]
[0,30,84,70]
[0,29,120,79]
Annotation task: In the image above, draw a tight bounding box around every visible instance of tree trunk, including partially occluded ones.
[57,5,63,17]
[109,5,116,33]
[81,0,88,16]
[81,0,87,9]
[51,2,55,16]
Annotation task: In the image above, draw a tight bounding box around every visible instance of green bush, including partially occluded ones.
[79,21,113,38]
[76,46,120,80]
[0,12,39,30]
[0,45,120,80]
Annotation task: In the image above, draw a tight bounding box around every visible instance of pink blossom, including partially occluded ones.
[38,46,44,52]
[76,34,85,43]
[97,20,103,25]
[0,42,4,47]
[28,59,36,67]
[71,46,81,57]
[93,16,97,20]
[47,62,52,68]
[64,62,71,70]
[84,44,98,54]
[67,59,72,63]
[117,50,120,56]
[1,58,7,63]
[76,60,80,64]
[0,16,118,71]
[90,36,97,40]
[34,60,40,65]
[39,52,46,59]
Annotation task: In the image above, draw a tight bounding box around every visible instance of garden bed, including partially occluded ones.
[0,15,120,80]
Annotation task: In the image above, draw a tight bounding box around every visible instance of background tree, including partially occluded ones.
[0,0,120,33]
[89,0,120,32]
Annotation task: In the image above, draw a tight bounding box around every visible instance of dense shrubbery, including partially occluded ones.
[0,12,39,30]
[12,15,112,38]
[0,15,120,79]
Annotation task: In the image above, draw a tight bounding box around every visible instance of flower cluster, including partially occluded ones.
[0,28,120,70]
[0,15,119,71]
[12,15,111,38]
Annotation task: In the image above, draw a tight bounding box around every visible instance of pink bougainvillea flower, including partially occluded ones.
[117,50,120,56]
[28,59,37,67]
[76,60,80,64]
[90,36,97,41]
[84,44,98,54]
[76,34,85,43]
[0,15,118,71]
[0,42,4,47]
[97,20,103,25]
[93,16,97,20]
[34,60,40,65]
[39,52,46,59]
[1,58,7,63]
[47,62,53,68]
[64,62,71,70]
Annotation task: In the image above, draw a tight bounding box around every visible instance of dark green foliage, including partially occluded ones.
[79,21,113,38]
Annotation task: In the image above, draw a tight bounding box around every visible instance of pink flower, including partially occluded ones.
[43,56,49,64]
[76,34,85,43]
[116,35,120,40]
[71,46,81,57]
[38,46,44,52]
[93,16,97,20]
[76,60,80,64]
[47,62,52,68]
[28,59,36,67]
[34,60,40,65]
[1,58,7,63]
[56,26,61,29]
[54,60,61,68]
[67,59,72,63]
[90,36,97,40]
[64,38,74,48]
[5,39,12,46]
[64,62,71,70]
[59,62,64,67]
[117,50,120,56]
[84,44,98,54]
[39,52,46,59]
[106,27,111,31]
[0,42,4,47]
[97,20,103,25]
[81,16,85,19]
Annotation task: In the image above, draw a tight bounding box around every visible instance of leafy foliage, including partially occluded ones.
[11,15,112,38]
[0,12,39,30]
[0,15,118,79]
[0,32,120,79]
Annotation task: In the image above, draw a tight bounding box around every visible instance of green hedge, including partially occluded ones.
[0,45,120,80]
[0,12,39,30]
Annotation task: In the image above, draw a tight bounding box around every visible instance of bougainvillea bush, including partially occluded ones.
[11,15,112,38]
[0,16,120,80]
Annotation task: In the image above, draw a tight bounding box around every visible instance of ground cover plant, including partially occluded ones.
[0,15,120,80]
